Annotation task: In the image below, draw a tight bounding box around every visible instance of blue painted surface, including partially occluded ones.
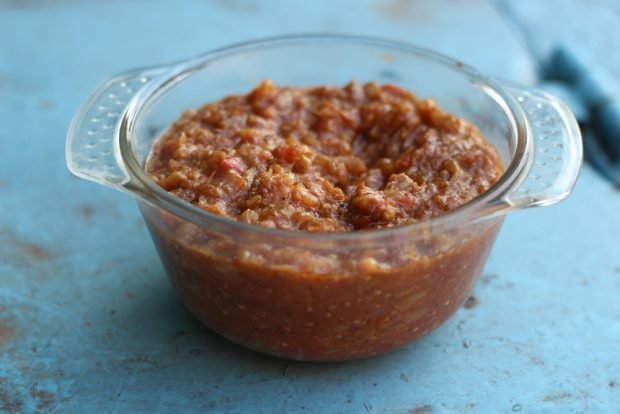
[1,1,619,413]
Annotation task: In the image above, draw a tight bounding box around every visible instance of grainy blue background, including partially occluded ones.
[1,1,619,413]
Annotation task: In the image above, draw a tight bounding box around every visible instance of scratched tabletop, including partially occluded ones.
[1,1,619,413]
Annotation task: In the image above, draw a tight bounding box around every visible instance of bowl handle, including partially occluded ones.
[498,82,583,209]
[65,67,169,195]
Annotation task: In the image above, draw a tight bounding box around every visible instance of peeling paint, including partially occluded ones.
[530,355,544,366]
[0,377,24,414]
[0,319,17,347]
[463,296,478,309]
[542,390,590,403]
[76,206,95,219]
[30,384,56,411]
[480,273,499,285]
[409,405,432,414]
[543,391,573,402]
[0,228,56,267]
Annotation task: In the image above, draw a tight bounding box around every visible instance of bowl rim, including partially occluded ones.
[120,33,529,242]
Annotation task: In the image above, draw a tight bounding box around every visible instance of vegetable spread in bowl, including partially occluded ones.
[147,80,502,232]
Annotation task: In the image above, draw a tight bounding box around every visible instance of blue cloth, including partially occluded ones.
[500,0,620,182]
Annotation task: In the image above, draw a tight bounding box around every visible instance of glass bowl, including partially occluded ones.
[66,35,582,361]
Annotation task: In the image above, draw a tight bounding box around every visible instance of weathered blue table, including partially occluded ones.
[1,1,619,413]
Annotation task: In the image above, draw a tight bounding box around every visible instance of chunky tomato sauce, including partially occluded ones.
[144,81,503,361]
[147,81,502,232]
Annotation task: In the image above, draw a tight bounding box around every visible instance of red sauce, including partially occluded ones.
[143,81,503,360]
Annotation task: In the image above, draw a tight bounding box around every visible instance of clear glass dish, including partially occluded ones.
[66,35,582,361]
